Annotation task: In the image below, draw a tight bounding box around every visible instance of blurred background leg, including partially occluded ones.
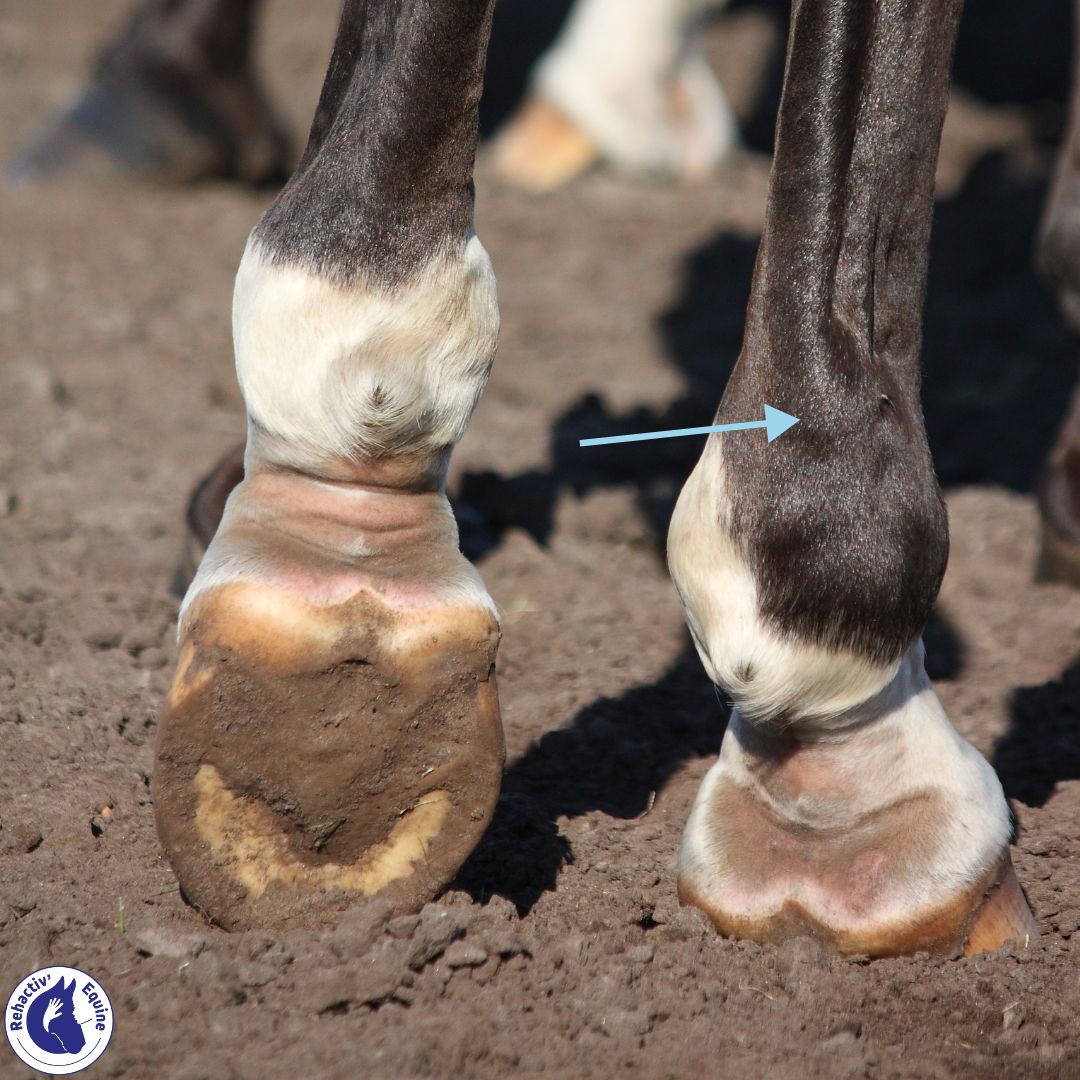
[7,0,289,186]
[491,0,737,192]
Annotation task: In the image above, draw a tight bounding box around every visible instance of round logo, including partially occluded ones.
[5,967,114,1075]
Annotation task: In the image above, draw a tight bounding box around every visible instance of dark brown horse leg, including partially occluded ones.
[7,0,288,186]
[155,0,504,931]
[170,442,246,598]
[668,0,1036,956]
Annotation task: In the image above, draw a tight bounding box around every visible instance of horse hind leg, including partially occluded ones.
[1036,0,1080,585]
[7,0,288,186]
[154,0,504,931]
[667,0,1036,956]
[491,0,737,192]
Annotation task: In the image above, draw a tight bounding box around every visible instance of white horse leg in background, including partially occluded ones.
[492,0,737,192]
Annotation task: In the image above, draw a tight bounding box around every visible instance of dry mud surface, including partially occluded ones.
[3,2,1080,1077]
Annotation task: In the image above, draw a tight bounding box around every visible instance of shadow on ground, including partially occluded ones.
[455,642,720,914]
[994,660,1080,807]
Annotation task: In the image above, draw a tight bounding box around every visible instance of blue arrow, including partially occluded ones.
[579,405,800,448]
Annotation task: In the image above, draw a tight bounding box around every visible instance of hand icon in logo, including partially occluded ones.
[41,997,63,1032]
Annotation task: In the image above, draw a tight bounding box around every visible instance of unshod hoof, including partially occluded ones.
[155,475,504,931]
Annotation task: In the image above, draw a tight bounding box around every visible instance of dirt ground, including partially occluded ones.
[4,1,1080,1077]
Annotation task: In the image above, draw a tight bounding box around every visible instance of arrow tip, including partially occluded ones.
[763,405,800,443]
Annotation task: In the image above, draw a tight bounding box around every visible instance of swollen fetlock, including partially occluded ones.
[157,213,502,929]
[151,0,508,933]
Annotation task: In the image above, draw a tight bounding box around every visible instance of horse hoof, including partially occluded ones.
[963,858,1039,955]
[680,849,1036,958]
[7,61,289,188]
[155,475,504,931]
[490,43,736,194]
[674,657,1037,958]
[489,96,600,193]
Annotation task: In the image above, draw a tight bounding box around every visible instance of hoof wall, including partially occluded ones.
[155,583,503,931]
[963,857,1039,956]
[680,854,1037,958]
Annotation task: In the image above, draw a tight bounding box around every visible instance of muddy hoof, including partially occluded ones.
[489,97,601,193]
[155,472,504,931]
[157,583,503,930]
[7,58,289,187]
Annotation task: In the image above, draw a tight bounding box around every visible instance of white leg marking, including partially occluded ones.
[678,643,1013,932]
[670,436,1013,938]
[533,0,737,176]
[177,235,500,632]
[232,233,500,471]
[668,436,899,728]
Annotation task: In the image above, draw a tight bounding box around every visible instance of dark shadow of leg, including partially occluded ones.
[454,642,723,914]
[993,659,1080,808]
